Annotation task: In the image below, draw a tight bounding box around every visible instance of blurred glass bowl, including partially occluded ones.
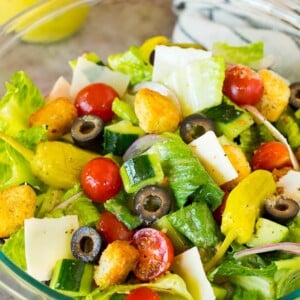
[0,0,299,299]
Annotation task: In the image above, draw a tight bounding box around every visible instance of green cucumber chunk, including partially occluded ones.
[120,153,164,193]
[247,218,289,247]
[103,120,144,156]
[49,258,93,297]
[203,97,254,140]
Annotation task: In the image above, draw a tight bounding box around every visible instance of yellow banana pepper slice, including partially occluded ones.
[205,169,276,271]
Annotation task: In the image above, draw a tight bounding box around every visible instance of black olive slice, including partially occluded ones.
[289,82,300,109]
[71,226,105,263]
[179,113,215,144]
[134,185,172,225]
[263,195,299,225]
[71,114,104,152]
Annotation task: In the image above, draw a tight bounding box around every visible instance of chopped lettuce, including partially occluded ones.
[167,201,222,252]
[1,227,26,270]
[212,41,265,69]
[275,257,300,298]
[161,56,225,117]
[86,273,193,300]
[149,134,224,210]
[104,191,143,230]
[0,71,46,146]
[107,45,153,85]
[0,138,41,190]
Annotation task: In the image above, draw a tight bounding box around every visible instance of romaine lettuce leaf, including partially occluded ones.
[0,71,46,146]
[86,273,193,300]
[108,45,152,85]
[1,227,26,270]
[149,134,224,209]
[212,41,265,69]
[161,56,225,117]
[168,201,222,250]
[0,138,41,190]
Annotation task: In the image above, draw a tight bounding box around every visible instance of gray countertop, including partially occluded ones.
[0,1,176,298]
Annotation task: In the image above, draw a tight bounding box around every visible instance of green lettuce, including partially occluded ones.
[0,138,41,190]
[86,273,193,300]
[1,227,26,270]
[108,46,152,85]
[167,201,222,251]
[212,41,265,69]
[149,134,224,210]
[0,71,46,147]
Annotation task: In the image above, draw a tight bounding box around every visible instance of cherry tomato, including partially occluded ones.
[81,157,122,203]
[223,64,264,105]
[74,83,119,122]
[125,287,161,300]
[251,141,292,171]
[132,228,174,282]
[97,211,134,243]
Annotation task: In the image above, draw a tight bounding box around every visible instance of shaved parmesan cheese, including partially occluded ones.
[152,45,212,82]
[277,170,300,203]
[171,247,216,300]
[70,57,130,98]
[189,131,238,185]
[48,76,71,101]
[24,215,79,281]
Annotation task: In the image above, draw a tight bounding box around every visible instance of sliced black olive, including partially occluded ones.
[71,114,104,152]
[71,226,105,263]
[263,195,299,224]
[289,82,300,109]
[134,185,172,225]
[179,113,215,144]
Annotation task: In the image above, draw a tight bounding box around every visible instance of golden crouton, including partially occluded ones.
[94,240,139,289]
[255,69,290,122]
[221,144,251,191]
[0,185,37,238]
[134,88,181,134]
[29,97,77,140]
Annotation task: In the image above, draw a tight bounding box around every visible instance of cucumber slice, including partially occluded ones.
[49,258,93,297]
[103,120,144,156]
[120,154,164,193]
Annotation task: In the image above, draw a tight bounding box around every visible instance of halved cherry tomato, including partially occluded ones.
[125,287,161,300]
[97,211,134,243]
[74,82,119,122]
[223,64,264,105]
[251,141,292,171]
[132,228,174,282]
[81,157,122,203]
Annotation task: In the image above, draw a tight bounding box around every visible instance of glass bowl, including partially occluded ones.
[0,0,299,299]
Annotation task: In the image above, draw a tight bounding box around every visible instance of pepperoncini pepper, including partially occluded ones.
[205,170,276,271]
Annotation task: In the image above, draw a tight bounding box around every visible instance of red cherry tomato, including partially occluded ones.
[223,64,264,105]
[81,157,122,203]
[125,287,161,300]
[74,82,119,122]
[132,228,174,282]
[97,211,134,243]
[251,141,292,171]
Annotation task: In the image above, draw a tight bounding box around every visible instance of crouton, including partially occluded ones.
[29,97,77,140]
[221,144,251,191]
[0,185,37,238]
[94,240,139,289]
[255,69,290,122]
[134,88,181,134]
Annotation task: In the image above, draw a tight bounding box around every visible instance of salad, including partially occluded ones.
[0,35,300,300]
